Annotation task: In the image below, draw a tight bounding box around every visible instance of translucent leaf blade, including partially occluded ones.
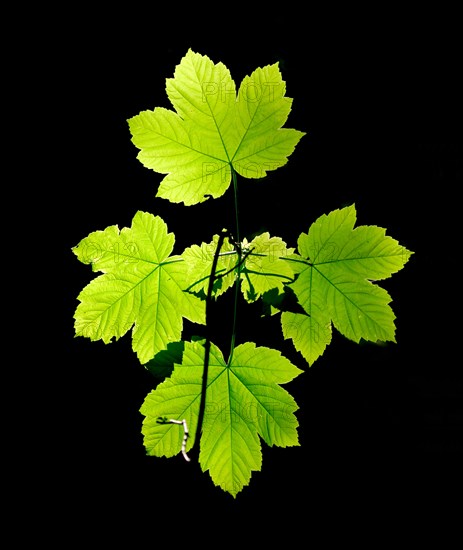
[166,49,237,149]
[73,211,205,364]
[74,273,142,342]
[240,233,295,302]
[223,342,301,446]
[287,205,414,364]
[181,234,237,298]
[299,204,413,277]
[320,272,396,343]
[199,363,263,497]
[128,108,230,205]
[331,225,414,280]
[298,204,356,263]
[140,372,201,459]
[128,50,305,205]
[233,64,305,178]
[132,262,205,364]
[282,311,332,367]
[140,341,302,497]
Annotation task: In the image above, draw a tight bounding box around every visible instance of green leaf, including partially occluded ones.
[182,232,297,304]
[181,233,237,298]
[128,49,305,205]
[240,233,296,302]
[72,211,205,364]
[140,340,302,497]
[282,204,414,365]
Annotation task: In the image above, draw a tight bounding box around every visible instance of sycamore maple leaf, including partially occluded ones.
[72,211,205,364]
[182,232,296,303]
[239,233,296,302]
[181,233,237,298]
[281,204,414,366]
[128,49,305,205]
[140,340,302,497]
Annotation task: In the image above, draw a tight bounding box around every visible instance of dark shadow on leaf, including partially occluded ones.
[145,341,185,380]
[145,337,209,381]
[185,287,207,300]
[184,272,230,300]
[261,285,306,316]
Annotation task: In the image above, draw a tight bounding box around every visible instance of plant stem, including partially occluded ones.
[195,168,242,451]
[228,167,242,365]
[232,167,241,246]
[194,228,229,454]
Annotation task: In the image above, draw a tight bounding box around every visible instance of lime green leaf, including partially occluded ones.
[181,232,297,304]
[282,310,332,365]
[72,211,205,364]
[181,233,237,298]
[298,204,412,279]
[241,233,295,302]
[282,205,414,365]
[140,340,302,497]
[128,49,305,205]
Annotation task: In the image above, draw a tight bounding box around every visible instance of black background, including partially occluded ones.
[32,6,462,541]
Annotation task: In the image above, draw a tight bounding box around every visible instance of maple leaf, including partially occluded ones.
[240,233,296,302]
[128,49,305,205]
[140,340,302,497]
[72,211,205,364]
[182,232,296,303]
[281,205,414,365]
[181,233,237,298]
